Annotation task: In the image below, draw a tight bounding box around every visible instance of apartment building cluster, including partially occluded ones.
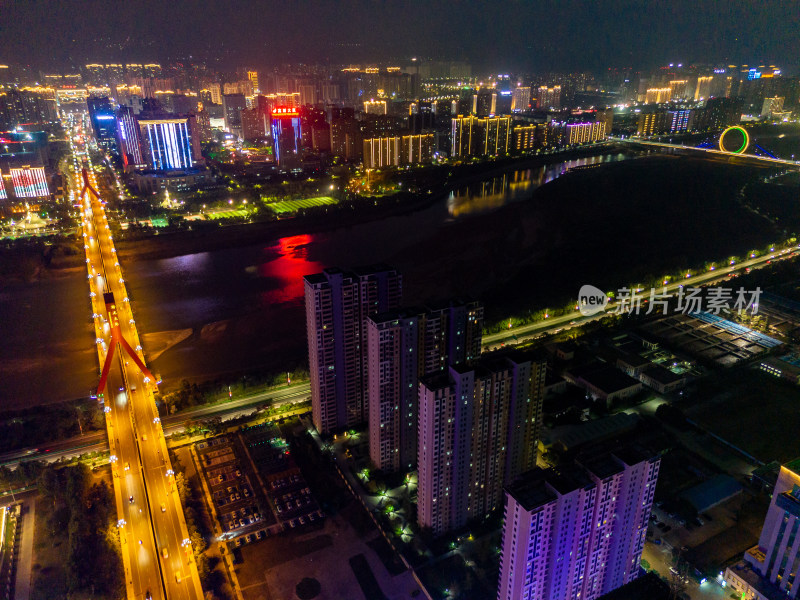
[304,265,546,535]
[498,446,660,600]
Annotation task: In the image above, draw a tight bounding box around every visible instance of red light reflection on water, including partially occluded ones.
[258,234,322,304]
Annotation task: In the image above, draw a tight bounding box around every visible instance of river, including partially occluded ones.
[0,145,788,408]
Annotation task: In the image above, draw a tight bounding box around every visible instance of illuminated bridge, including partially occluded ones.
[614,130,800,168]
[70,114,203,600]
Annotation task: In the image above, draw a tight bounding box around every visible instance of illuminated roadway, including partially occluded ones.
[483,248,799,347]
[68,114,203,600]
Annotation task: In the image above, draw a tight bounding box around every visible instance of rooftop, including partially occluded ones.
[582,453,624,480]
[680,474,743,512]
[577,365,641,393]
[505,469,557,512]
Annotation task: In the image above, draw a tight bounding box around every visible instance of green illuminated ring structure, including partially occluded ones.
[719,126,750,154]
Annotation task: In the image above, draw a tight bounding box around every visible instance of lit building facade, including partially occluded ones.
[511,86,531,112]
[761,96,786,119]
[222,93,247,137]
[537,85,561,109]
[645,88,671,104]
[636,111,669,136]
[498,448,660,600]
[8,165,48,198]
[304,265,403,434]
[417,355,545,536]
[727,460,800,599]
[240,107,269,141]
[668,109,694,132]
[271,106,302,166]
[116,106,144,169]
[247,70,260,94]
[87,96,117,149]
[364,100,388,115]
[367,301,484,472]
[512,125,536,152]
[694,76,714,100]
[362,133,434,169]
[451,115,511,158]
[137,116,201,171]
[564,121,606,145]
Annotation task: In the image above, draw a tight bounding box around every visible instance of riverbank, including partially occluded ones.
[113,143,629,264]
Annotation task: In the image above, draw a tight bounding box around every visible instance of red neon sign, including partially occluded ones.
[271,106,299,118]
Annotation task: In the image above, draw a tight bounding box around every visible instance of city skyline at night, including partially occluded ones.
[1,3,800,600]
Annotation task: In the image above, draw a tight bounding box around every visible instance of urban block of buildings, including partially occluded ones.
[497,446,660,600]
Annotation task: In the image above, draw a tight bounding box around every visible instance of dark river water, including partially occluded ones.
[0,139,793,408]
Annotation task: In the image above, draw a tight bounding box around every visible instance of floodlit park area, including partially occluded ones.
[265,196,339,215]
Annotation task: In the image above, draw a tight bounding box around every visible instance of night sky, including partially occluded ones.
[3,0,799,72]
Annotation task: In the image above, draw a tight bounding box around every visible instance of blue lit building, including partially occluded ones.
[87,97,117,150]
[116,106,144,169]
[137,115,201,171]
[271,107,302,166]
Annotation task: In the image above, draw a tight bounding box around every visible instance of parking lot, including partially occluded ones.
[193,424,325,554]
[241,422,324,531]
[194,435,274,550]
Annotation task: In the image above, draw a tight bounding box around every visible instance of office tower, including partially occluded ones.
[495,91,513,115]
[330,108,361,161]
[137,115,202,171]
[240,107,269,141]
[498,448,660,600]
[537,85,561,109]
[364,99,388,115]
[511,86,531,112]
[417,355,545,536]
[304,266,403,434]
[451,115,511,158]
[271,106,302,166]
[644,88,671,104]
[367,301,484,472]
[247,70,260,94]
[726,460,800,598]
[87,97,117,149]
[115,106,144,169]
[222,93,247,136]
